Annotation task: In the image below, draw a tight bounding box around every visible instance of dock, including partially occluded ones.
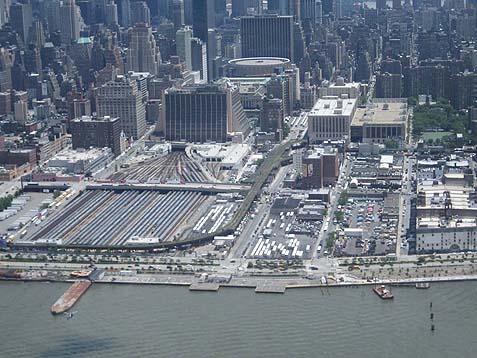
[255,282,287,294]
[51,280,91,314]
[189,283,220,292]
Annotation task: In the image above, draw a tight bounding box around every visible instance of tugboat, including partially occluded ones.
[373,285,394,300]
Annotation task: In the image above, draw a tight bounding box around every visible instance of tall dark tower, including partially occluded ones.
[192,0,213,43]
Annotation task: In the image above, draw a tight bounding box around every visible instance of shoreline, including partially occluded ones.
[3,272,477,292]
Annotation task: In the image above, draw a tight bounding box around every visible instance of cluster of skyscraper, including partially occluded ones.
[0,0,474,154]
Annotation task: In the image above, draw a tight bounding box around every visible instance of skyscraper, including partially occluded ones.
[9,2,33,46]
[192,0,214,43]
[130,1,150,25]
[119,0,131,27]
[126,23,161,75]
[241,15,295,62]
[96,76,147,139]
[232,0,262,16]
[105,1,118,25]
[191,37,208,82]
[176,26,192,70]
[162,81,249,143]
[59,0,82,45]
[171,0,184,31]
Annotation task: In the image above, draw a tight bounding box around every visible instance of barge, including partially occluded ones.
[51,280,91,314]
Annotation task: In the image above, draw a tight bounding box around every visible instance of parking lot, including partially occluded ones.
[246,210,320,260]
[0,192,53,236]
[333,197,397,256]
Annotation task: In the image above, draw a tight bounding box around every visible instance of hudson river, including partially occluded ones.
[1,281,476,357]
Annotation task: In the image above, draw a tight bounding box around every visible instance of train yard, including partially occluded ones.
[109,152,211,183]
[20,189,207,247]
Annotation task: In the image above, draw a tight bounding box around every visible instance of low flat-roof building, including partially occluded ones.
[319,78,361,99]
[308,96,357,143]
[351,99,408,146]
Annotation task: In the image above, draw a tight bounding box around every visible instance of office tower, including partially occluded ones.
[260,97,284,134]
[376,0,387,11]
[9,2,32,46]
[77,0,95,24]
[131,1,150,25]
[207,28,222,81]
[105,1,118,25]
[171,0,184,30]
[0,0,8,28]
[241,15,295,62]
[0,47,12,92]
[96,76,147,139]
[119,0,131,27]
[213,0,227,26]
[267,0,300,18]
[321,0,333,15]
[59,0,82,45]
[232,0,262,16]
[28,19,45,48]
[176,26,192,70]
[126,23,161,74]
[334,0,342,18]
[183,0,193,25]
[191,37,208,82]
[301,0,322,28]
[71,116,122,156]
[163,82,249,143]
[192,0,214,43]
[44,0,61,33]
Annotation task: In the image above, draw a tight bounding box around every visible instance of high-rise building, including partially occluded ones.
[105,1,118,25]
[300,0,321,28]
[171,0,185,30]
[207,28,222,81]
[9,2,32,46]
[192,0,214,43]
[176,26,192,70]
[376,72,402,98]
[96,76,147,139]
[376,0,387,11]
[260,97,284,135]
[241,15,295,62]
[267,0,290,15]
[45,0,61,33]
[450,72,476,110]
[191,37,208,82]
[126,23,161,75]
[59,0,82,45]
[0,0,8,28]
[71,115,122,156]
[119,0,131,27]
[162,82,249,143]
[130,1,150,25]
[232,0,262,16]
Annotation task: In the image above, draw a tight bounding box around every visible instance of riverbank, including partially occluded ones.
[3,269,477,293]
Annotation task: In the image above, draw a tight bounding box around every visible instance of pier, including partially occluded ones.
[51,280,91,314]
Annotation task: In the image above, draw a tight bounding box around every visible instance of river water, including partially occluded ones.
[1,281,476,357]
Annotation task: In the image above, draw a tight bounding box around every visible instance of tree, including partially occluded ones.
[338,191,348,206]
[334,211,344,222]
